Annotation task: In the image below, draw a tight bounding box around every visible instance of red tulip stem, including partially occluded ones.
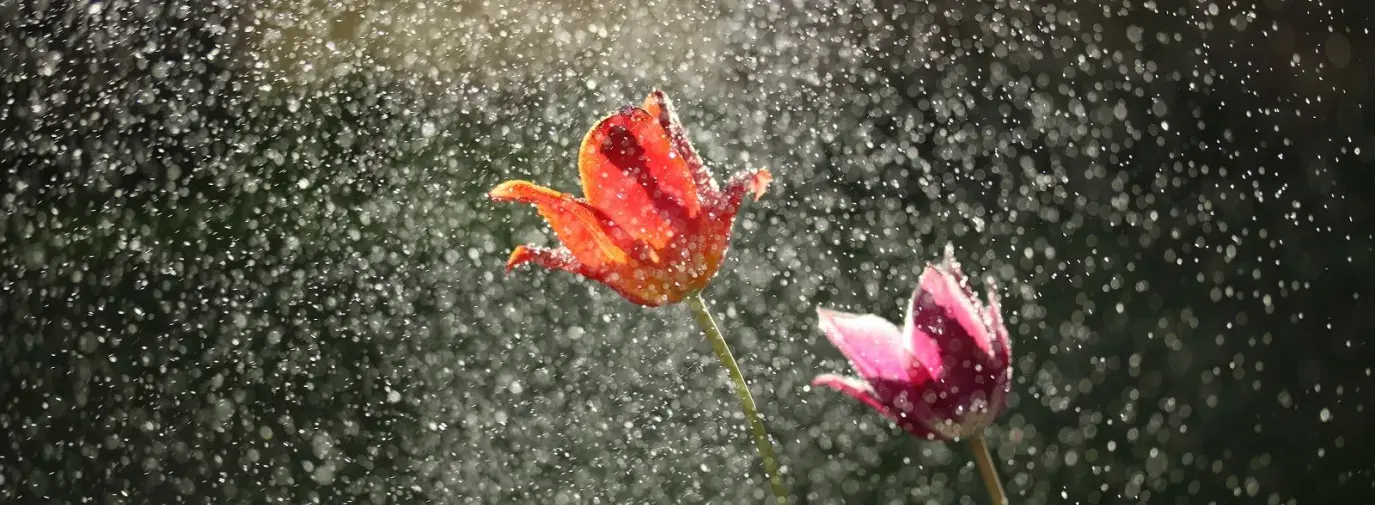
[970,435,1009,505]
[685,292,789,505]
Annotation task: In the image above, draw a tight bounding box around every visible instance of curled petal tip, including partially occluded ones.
[644,90,676,114]
[747,169,773,201]
[940,242,962,271]
[489,180,532,202]
[642,89,672,120]
[984,275,1001,299]
[918,264,943,283]
[505,245,533,273]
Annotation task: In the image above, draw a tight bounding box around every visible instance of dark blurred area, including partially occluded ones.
[1,0,1371,504]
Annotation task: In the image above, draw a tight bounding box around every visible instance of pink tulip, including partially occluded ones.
[813,253,1013,441]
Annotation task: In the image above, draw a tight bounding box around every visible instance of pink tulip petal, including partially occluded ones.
[983,275,1013,366]
[811,374,890,413]
[908,264,996,361]
[816,308,911,384]
[812,374,939,441]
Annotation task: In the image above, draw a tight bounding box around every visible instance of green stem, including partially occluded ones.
[970,435,1008,505]
[685,292,788,505]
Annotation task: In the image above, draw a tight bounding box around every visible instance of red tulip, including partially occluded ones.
[489,90,772,307]
[813,253,1013,440]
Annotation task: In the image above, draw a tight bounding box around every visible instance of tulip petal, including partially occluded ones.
[728,168,773,202]
[490,180,631,271]
[983,276,1013,365]
[901,285,948,380]
[816,308,913,384]
[638,90,715,198]
[578,106,700,250]
[506,245,668,306]
[939,253,997,354]
[812,374,938,440]
[904,265,1011,430]
[704,168,772,221]
[600,270,672,306]
[908,264,997,362]
[812,374,888,411]
[506,245,588,274]
[642,90,714,195]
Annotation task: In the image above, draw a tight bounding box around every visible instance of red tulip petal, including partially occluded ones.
[812,374,939,441]
[816,308,915,384]
[600,263,674,307]
[641,90,714,195]
[578,106,700,250]
[490,180,632,271]
[506,245,589,274]
[507,245,672,307]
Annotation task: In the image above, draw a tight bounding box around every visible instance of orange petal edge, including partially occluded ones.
[747,169,774,201]
[489,180,539,202]
[505,245,534,273]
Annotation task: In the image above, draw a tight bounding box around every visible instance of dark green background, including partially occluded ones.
[2,0,1371,503]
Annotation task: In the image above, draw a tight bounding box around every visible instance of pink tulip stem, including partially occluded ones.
[685,292,789,505]
[969,435,1008,505]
